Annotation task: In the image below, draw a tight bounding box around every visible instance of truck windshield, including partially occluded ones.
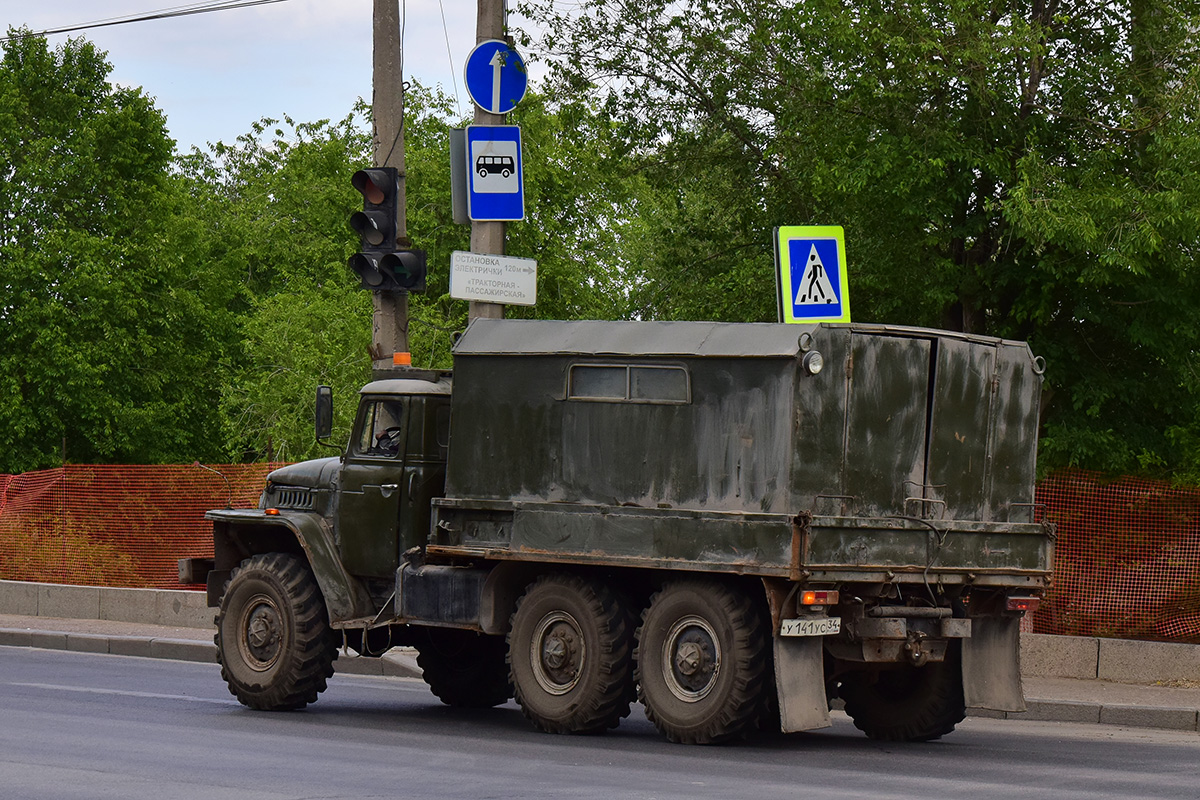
[353,399,405,458]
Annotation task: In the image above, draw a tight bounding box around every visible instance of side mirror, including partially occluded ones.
[315,386,333,441]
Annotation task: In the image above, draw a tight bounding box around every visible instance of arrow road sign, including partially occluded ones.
[464,40,528,115]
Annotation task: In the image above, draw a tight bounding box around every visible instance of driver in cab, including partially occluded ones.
[356,399,405,458]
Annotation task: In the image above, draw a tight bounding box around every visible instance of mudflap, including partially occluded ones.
[961,614,1026,712]
[774,635,832,733]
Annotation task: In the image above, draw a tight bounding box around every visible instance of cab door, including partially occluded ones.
[337,396,408,578]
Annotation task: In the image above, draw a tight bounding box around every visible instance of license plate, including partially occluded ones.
[780,617,841,637]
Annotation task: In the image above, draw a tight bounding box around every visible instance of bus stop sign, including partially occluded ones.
[466,125,525,222]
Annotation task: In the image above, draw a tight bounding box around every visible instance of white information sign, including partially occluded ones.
[449,251,538,306]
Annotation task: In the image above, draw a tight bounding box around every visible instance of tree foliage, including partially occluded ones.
[4,9,1198,480]
[0,30,236,471]
[173,111,377,461]
[521,0,1200,477]
[0,29,658,468]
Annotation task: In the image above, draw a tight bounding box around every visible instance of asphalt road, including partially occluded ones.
[2,645,1197,800]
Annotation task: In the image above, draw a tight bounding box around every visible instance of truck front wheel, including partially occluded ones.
[635,581,770,744]
[508,574,636,734]
[215,553,337,711]
[838,646,965,741]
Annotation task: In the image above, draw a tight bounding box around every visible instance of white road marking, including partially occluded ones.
[8,682,241,705]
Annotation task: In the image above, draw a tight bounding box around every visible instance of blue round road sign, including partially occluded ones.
[464,40,528,115]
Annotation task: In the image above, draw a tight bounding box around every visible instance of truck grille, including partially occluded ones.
[271,488,315,510]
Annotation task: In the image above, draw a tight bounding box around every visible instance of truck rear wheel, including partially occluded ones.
[415,627,512,708]
[838,646,966,741]
[215,553,337,711]
[635,580,770,744]
[508,574,636,734]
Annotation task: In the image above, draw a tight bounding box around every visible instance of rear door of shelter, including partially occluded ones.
[841,333,931,518]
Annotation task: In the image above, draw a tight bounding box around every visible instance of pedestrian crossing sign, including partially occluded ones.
[774,226,851,324]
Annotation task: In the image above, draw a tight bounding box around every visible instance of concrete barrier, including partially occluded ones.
[1,580,212,629]
[1098,637,1200,684]
[1020,632,1200,684]
[1020,632,1099,679]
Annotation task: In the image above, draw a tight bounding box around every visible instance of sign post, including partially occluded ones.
[461,29,529,320]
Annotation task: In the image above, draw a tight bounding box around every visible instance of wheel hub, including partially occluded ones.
[530,611,585,696]
[663,615,721,702]
[238,594,283,672]
[675,640,705,676]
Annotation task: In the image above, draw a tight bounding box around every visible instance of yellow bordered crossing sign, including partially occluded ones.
[774,226,851,324]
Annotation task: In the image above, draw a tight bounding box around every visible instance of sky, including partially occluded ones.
[0,0,520,153]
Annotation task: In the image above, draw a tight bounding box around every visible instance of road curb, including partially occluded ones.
[967,699,1200,733]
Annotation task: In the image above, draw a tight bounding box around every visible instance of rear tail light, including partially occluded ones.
[801,590,839,606]
[1006,596,1040,612]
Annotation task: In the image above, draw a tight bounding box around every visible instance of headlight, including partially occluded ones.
[802,350,824,375]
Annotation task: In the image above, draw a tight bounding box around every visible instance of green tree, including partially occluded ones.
[174,110,378,461]
[0,30,236,472]
[522,0,1200,477]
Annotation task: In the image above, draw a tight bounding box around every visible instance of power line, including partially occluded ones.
[437,0,462,117]
[0,0,295,43]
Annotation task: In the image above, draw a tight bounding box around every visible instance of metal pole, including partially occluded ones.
[372,0,409,365]
[468,0,507,321]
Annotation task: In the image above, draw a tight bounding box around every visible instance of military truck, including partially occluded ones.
[194,318,1052,744]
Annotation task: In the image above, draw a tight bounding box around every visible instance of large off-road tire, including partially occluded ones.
[838,645,966,742]
[508,574,636,734]
[415,627,513,708]
[215,553,338,711]
[635,580,771,744]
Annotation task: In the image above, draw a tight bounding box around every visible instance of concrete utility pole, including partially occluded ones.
[469,0,508,321]
[372,0,409,366]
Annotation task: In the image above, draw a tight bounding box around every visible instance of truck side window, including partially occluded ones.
[353,399,405,458]
[630,366,689,402]
[570,366,626,399]
[568,364,690,404]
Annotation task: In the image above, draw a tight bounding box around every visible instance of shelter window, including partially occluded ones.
[568,364,690,404]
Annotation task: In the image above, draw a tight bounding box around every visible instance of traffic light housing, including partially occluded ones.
[348,249,427,292]
[380,250,427,293]
[348,167,426,293]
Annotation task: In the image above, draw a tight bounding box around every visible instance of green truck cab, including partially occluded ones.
[200,318,1053,744]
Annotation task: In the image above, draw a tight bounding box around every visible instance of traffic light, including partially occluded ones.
[348,167,426,293]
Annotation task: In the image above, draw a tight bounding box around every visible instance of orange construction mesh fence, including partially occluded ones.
[1032,471,1200,643]
[0,464,285,591]
[1,465,1198,643]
